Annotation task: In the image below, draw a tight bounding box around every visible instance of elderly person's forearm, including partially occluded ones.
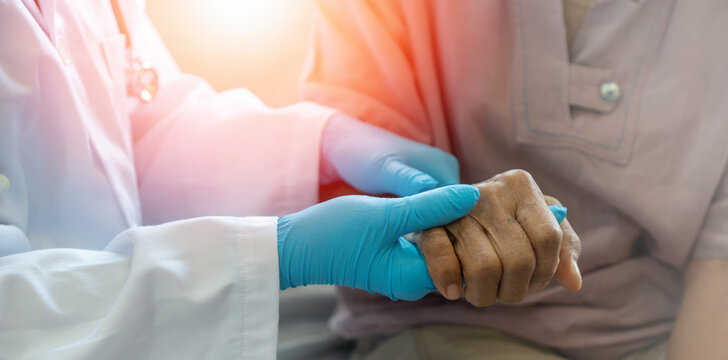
[667,258,728,359]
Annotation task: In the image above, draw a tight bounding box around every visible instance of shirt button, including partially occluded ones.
[0,173,9,194]
[600,81,621,103]
[56,35,70,66]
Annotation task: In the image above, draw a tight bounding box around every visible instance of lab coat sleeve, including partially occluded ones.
[122,1,337,224]
[692,163,728,260]
[303,0,444,148]
[0,216,280,360]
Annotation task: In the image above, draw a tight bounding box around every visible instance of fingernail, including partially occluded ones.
[569,258,583,291]
[417,178,438,190]
[572,258,582,281]
[446,283,460,300]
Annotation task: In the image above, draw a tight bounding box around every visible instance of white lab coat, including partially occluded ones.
[0,0,336,358]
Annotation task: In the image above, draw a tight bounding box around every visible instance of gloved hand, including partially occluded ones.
[277,185,480,300]
[320,114,459,196]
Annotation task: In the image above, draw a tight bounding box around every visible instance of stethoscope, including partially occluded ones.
[110,0,158,103]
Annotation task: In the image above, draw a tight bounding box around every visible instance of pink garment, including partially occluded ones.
[304,1,728,359]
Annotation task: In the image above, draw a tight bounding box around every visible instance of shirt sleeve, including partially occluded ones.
[121,0,336,224]
[0,216,280,360]
[303,0,446,148]
[692,163,728,259]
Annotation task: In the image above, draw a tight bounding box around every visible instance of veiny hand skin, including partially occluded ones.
[420,169,583,306]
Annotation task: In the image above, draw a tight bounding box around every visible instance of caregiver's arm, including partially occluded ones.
[0,185,478,358]
[124,1,458,223]
[667,259,728,359]
[0,217,280,359]
[116,0,335,224]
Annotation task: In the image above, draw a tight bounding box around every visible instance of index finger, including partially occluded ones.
[420,227,462,300]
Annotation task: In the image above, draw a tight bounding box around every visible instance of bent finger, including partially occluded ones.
[484,214,536,303]
[420,227,462,300]
[447,216,502,307]
[516,196,563,290]
[379,159,439,196]
[409,149,460,186]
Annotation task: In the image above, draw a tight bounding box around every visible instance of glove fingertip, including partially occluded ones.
[450,184,480,213]
[548,205,567,224]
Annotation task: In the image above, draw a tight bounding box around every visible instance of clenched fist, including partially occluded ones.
[419,169,582,306]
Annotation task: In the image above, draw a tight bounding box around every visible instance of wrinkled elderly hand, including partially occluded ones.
[419,169,582,306]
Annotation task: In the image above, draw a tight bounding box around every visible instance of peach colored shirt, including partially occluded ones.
[304,1,728,359]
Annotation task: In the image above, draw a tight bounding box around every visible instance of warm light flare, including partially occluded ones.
[205,0,289,36]
[147,0,314,106]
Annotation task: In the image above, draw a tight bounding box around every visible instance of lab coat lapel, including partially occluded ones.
[54,1,141,228]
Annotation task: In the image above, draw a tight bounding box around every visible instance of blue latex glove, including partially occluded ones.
[321,114,459,196]
[549,205,567,224]
[278,185,480,300]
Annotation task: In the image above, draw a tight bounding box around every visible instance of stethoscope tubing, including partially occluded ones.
[111,0,158,103]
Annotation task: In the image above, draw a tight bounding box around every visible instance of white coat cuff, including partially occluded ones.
[278,102,339,211]
[234,216,281,360]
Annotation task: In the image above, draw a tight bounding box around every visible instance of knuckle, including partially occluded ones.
[463,263,487,279]
[479,258,502,279]
[469,264,489,279]
[503,253,536,277]
[562,230,583,256]
[465,253,501,277]
[543,195,562,206]
[422,235,453,255]
[503,169,533,185]
[531,265,557,284]
[477,183,498,200]
[538,225,563,249]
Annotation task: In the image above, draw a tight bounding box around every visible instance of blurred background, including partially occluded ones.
[147,0,315,107]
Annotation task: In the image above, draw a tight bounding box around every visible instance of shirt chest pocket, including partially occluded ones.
[511,0,672,165]
[513,63,642,165]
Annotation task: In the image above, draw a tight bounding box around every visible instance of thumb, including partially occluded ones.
[386,184,480,237]
[377,159,439,196]
[386,237,437,301]
[554,218,583,292]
